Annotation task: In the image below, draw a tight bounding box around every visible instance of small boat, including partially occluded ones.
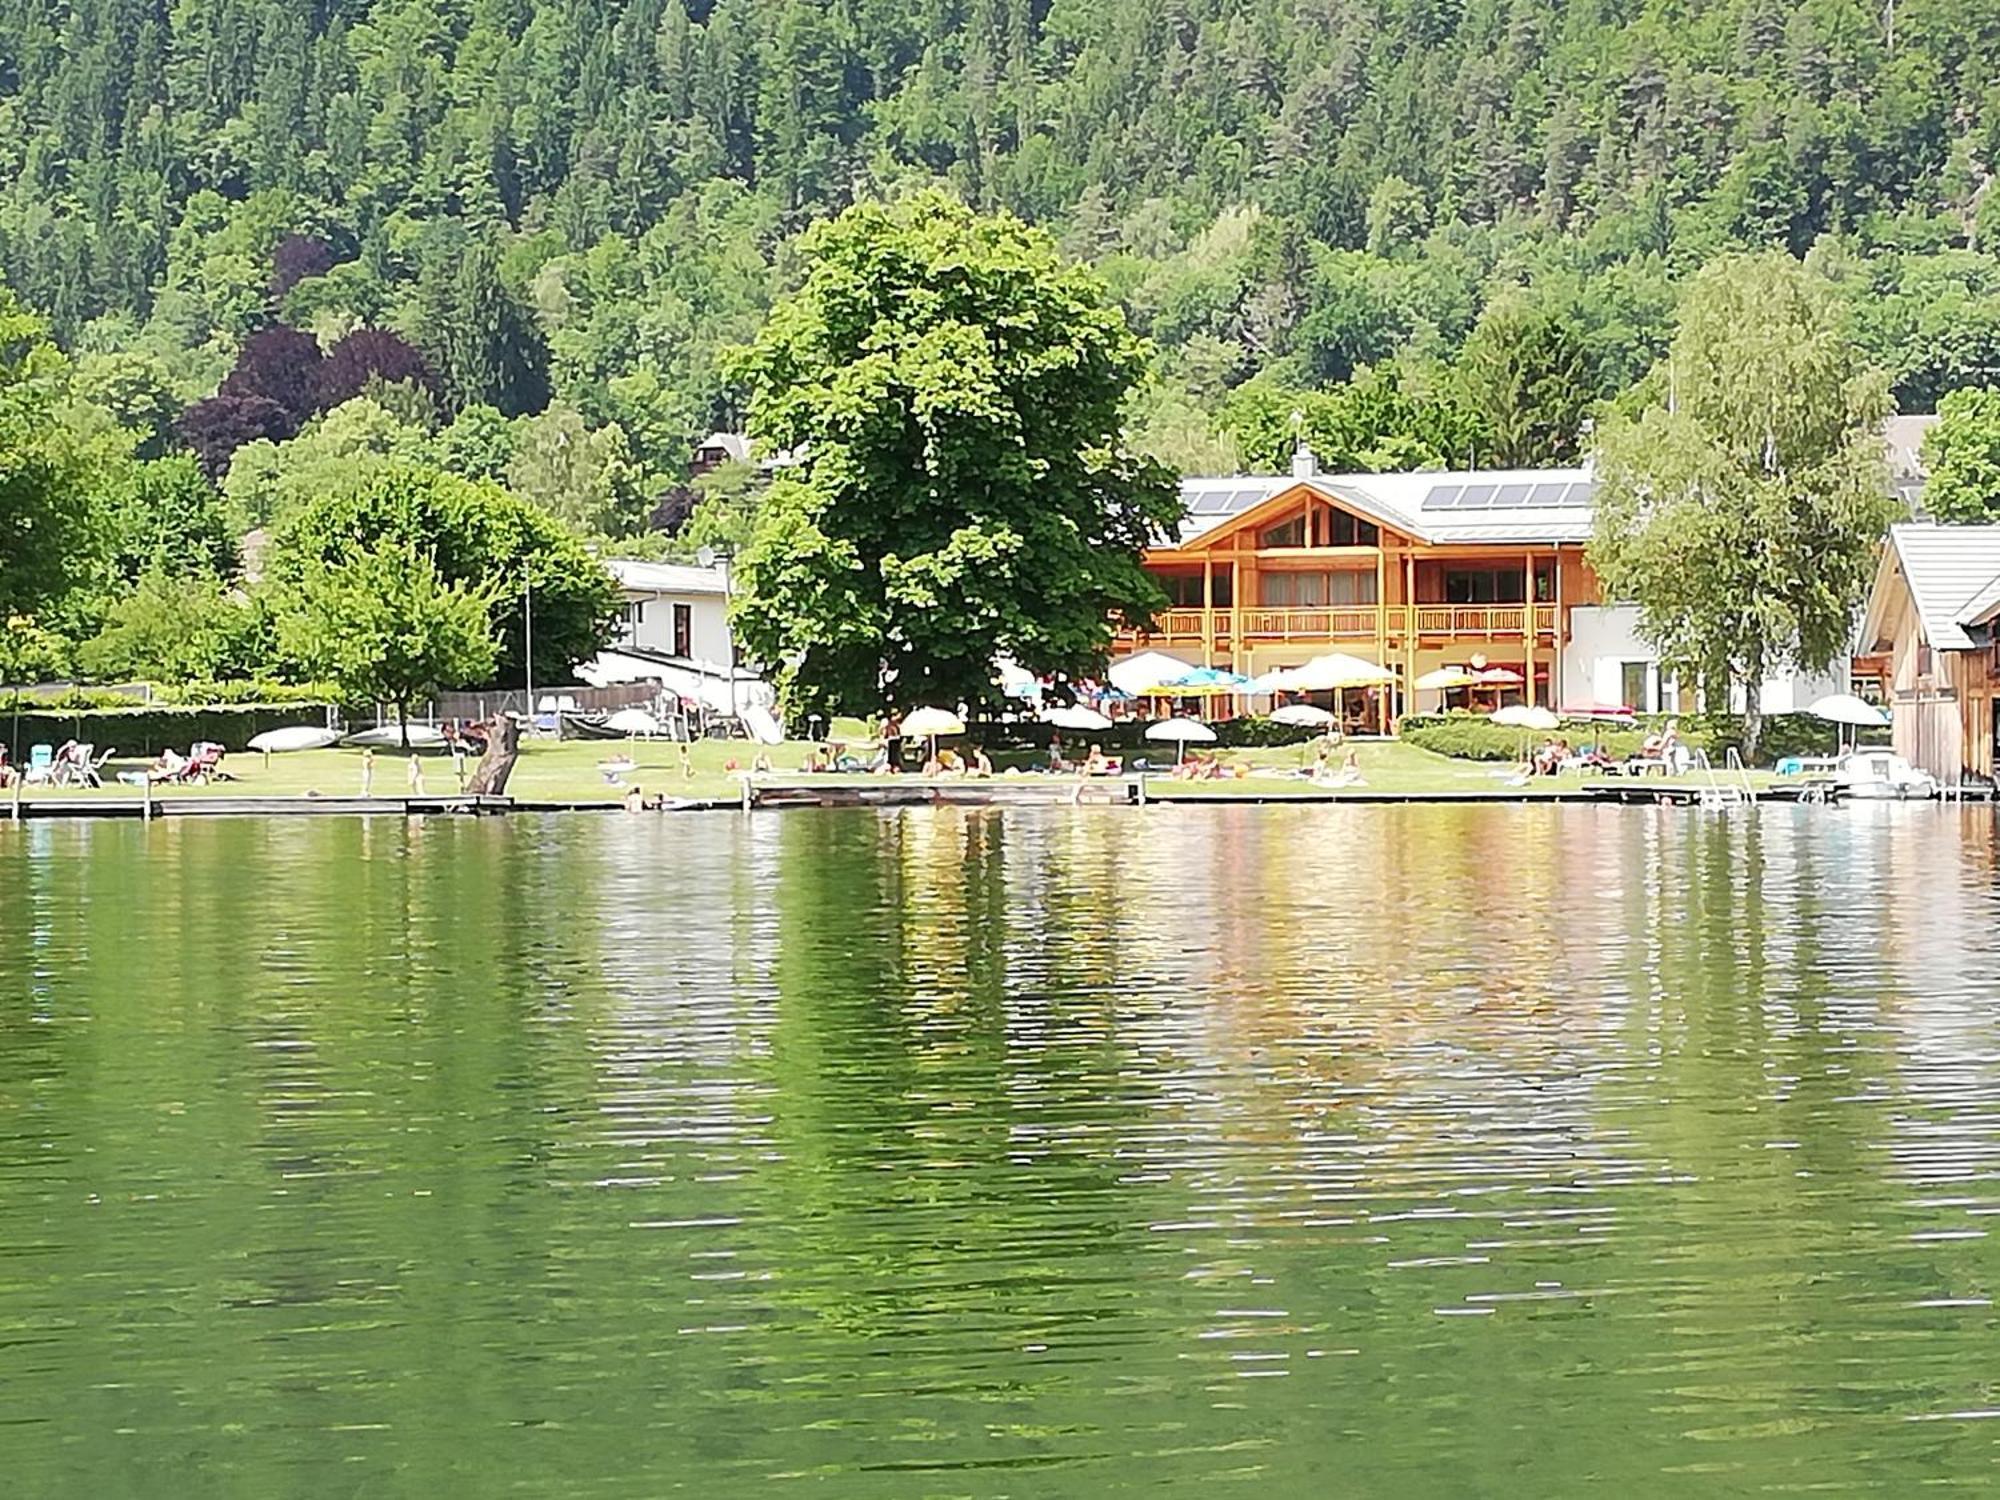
[247,725,339,754]
[1835,749,1938,801]
[340,724,449,750]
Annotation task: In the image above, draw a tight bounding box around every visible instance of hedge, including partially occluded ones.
[1397,710,1882,767]
[979,715,1320,753]
[0,702,337,756]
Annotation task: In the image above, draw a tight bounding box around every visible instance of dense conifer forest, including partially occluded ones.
[5,0,2000,681]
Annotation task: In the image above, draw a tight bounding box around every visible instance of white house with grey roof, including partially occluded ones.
[575,558,773,716]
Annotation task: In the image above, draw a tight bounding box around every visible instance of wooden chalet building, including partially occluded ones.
[1115,450,1843,727]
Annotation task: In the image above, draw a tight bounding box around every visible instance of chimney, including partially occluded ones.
[1289,407,1317,479]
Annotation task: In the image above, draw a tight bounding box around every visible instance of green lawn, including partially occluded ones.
[7,735,837,805]
[3,731,1784,807]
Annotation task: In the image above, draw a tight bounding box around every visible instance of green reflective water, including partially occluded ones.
[4,805,2000,1496]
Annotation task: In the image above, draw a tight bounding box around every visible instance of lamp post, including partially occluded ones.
[697,544,737,724]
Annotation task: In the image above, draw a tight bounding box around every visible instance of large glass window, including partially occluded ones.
[1259,516,1306,548]
[1442,562,1556,604]
[1259,571,1379,607]
[1159,573,1233,607]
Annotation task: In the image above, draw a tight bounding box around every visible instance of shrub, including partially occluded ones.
[1398,709,1848,766]
[0,701,337,754]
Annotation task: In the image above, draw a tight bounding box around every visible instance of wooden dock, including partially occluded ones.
[4,793,514,821]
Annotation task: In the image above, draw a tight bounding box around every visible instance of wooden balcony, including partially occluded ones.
[1120,604,1558,648]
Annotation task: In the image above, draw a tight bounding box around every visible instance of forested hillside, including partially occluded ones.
[5,0,2000,510]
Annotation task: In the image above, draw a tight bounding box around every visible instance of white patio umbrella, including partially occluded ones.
[902,706,965,738]
[1270,703,1337,728]
[1108,651,1198,696]
[1415,666,1479,691]
[1809,692,1889,751]
[1808,693,1889,728]
[1144,717,1218,764]
[1490,704,1560,731]
[1286,653,1397,691]
[1041,705,1114,731]
[902,706,966,764]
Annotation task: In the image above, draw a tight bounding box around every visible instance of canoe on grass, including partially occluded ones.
[339,725,449,750]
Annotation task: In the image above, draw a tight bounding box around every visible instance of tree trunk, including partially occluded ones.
[397,698,410,751]
[465,715,520,796]
[1741,677,1763,765]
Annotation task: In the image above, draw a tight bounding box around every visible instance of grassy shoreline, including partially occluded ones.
[0,735,1778,808]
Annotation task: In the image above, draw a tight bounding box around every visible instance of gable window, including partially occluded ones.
[1260,571,1379,607]
[1259,516,1307,548]
[1258,510,1380,548]
[1325,510,1379,547]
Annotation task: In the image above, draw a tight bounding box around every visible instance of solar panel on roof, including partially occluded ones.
[1425,484,1464,509]
[1495,483,1533,506]
[1526,482,1569,506]
[1458,484,1497,508]
[1191,492,1232,514]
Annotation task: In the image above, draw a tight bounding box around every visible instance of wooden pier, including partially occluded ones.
[4,793,514,821]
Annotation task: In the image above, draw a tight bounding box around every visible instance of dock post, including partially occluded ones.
[10,774,19,822]
[740,776,753,814]
[1135,774,1147,806]
[142,778,152,822]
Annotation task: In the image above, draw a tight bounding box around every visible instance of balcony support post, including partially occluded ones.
[1523,550,1536,706]
[1202,558,1214,669]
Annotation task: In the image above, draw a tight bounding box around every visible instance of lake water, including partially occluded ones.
[4,804,2000,1495]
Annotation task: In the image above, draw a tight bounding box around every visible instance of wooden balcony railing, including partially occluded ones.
[1119,603,1558,646]
[1237,609,1381,640]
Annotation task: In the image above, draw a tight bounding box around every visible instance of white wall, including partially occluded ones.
[1562,605,1844,714]
[618,591,733,666]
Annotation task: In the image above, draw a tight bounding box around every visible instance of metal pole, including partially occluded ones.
[722,555,737,724]
[524,579,535,736]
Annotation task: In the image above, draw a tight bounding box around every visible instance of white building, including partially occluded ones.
[1560,604,1844,716]
[579,559,774,718]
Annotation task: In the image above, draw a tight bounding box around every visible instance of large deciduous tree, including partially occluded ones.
[275,539,498,746]
[723,191,1183,719]
[263,464,621,690]
[1589,252,1896,754]
[0,284,107,670]
[1920,387,2000,523]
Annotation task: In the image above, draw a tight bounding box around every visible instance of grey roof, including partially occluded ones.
[1959,570,2000,632]
[1887,524,2000,651]
[604,558,730,596]
[1171,467,1596,548]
